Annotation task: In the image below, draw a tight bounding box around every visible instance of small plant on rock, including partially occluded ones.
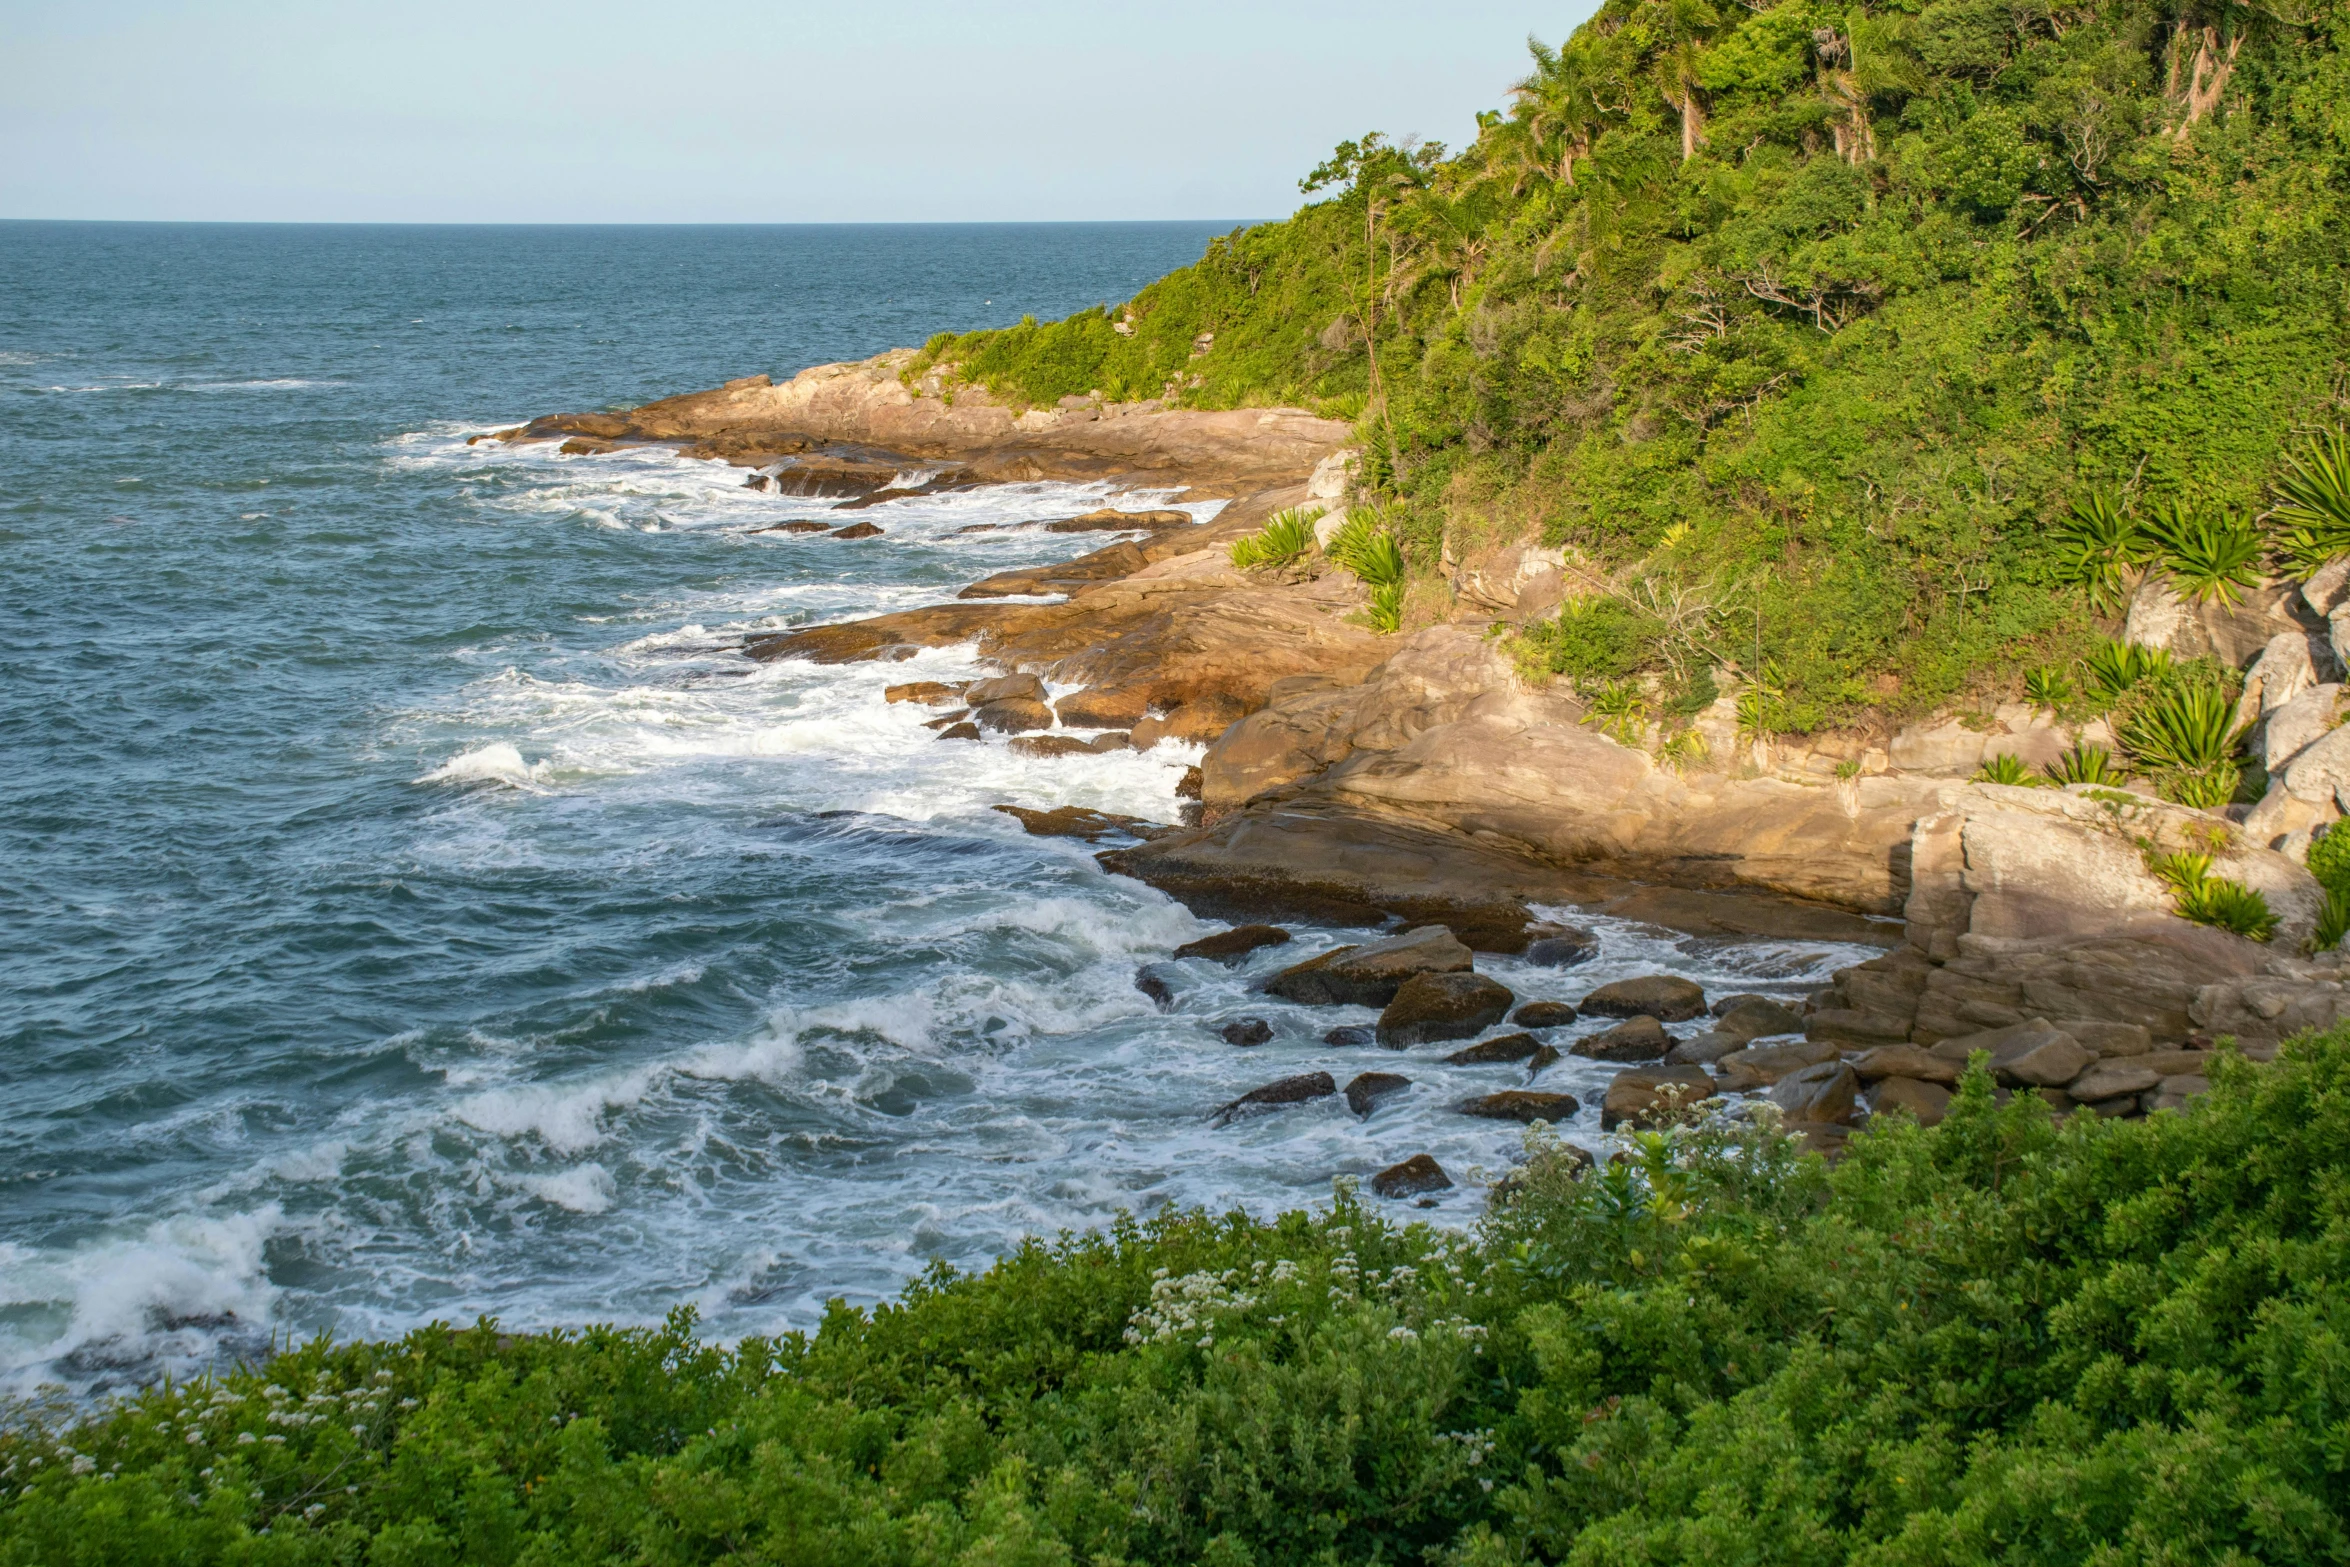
[1973,752,2045,787]
[1581,679,1649,745]
[2044,741,2125,786]
[2175,876,2279,941]
[2023,664,2075,711]
[2141,499,2265,606]
[2273,428,2350,572]
[2054,489,2144,613]
[1229,508,1319,570]
[2120,680,2245,808]
[2082,638,2169,708]
[1366,579,1406,633]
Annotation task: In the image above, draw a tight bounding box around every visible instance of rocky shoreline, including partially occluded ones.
[507,354,2350,1168]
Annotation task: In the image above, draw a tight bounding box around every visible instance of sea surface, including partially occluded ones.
[0,221,1872,1397]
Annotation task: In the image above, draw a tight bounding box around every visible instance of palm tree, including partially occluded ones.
[1511,36,1615,187]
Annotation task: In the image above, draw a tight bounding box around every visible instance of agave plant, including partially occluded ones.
[1228,508,1319,571]
[2081,639,2168,707]
[2140,499,2265,606]
[2053,489,2142,613]
[2273,428,2350,573]
[2120,682,2243,772]
[1330,510,1407,588]
[2175,876,2278,942]
[2147,849,2215,893]
[1366,579,1406,634]
[2314,886,2350,953]
[1657,729,1710,773]
[2043,742,2124,786]
[1581,678,1649,745]
[1973,752,2046,787]
[2022,664,2075,711]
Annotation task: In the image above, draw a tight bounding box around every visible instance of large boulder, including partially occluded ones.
[1054,686,1151,728]
[1579,975,1708,1023]
[1523,927,1601,967]
[1601,1065,1717,1131]
[1930,1019,2090,1087]
[1175,925,1291,965]
[1212,1072,1336,1125]
[1445,1031,1544,1065]
[972,698,1055,734]
[1770,1061,1860,1126]
[1715,1036,1841,1091]
[2068,1061,2162,1100]
[1370,1153,1453,1198]
[1460,1090,1582,1124]
[1261,925,1472,1006]
[1665,1029,1746,1067]
[1870,1075,1953,1126]
[1345,1072,1412,1117]
[1852,1045,1959,1085]
[1378,973,1516,1048]
[1713,997,1805,1042]
[1512,1000,1579,1028]
[1569,1015,1671,1062]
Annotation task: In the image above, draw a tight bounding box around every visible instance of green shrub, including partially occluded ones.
[1972,751,2043,787]
[2044,741,2125,786]
[1579,678,1648,745]
[2053,490,2142,614]
[1227,508,1318,570]
[2023,663,2074,710]
[1517,595,1661,681]
[1329,508,1407,587]
[2273,428,2350,572]
[2174,875,2280,941]
[2081,639,2168,708]
[2141,500,2266,607]
[2314,886,2350,952]
[2120,680,2246,807]
[2307,822,2350,898]
[1366,579,1406,633]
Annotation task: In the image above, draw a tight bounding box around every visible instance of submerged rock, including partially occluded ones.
[1377,972,1515,1048]
[993,804,1166,842]
[1135,968,1175,1011]
[1444,1031,1543,1065]
[1009,735,1099,759]
[1370,1153,1453,1198]
[1324,1025,1376,1047]
[1213,1071,1336,1125]
[1262,925,1473,1007]
[1175,925,1292,965]
[1522,928,1600,967]
[1344,1071,1411,1117]
[1511,1000,1578,1028]
[934,722,981,742]
[1219,1018,1273,1047]
[829,520,885,539]
[1570,1015,1671,1062]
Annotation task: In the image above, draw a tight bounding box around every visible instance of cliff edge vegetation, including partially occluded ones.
[909,0,2350,729]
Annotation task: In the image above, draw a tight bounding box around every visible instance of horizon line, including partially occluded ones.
[0,216,1276,229]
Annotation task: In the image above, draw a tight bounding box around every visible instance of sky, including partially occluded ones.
[0,1,1601,224]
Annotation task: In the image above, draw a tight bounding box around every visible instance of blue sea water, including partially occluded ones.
[0,221,1870,1396]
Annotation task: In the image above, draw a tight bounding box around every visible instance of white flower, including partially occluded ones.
[264,1435,286,1445]
[1388,1326,1419,1342]
[186,1431,204,1445]
[69,1456,95,1476]
[237,1433,257,1446]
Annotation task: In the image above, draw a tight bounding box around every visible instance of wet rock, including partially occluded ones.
[1135,968,1175,1010]
[1444,1031,1543,1065]
[1213,1071,1336,1125]
[1601,1065,1717,1130]
[1055,686,1150,728]
[1710,991,1774,1017]
[1869,1075,1952,1126]
[1713,997,1805,1042]
[923,710,972,729]
[1132,696,1249,749]
[1511,1000,1579,1029]
[934,722,981,742]
[1852,1045,1959,1085]
[1220,1018,1273,1047]
[743,473,773,490]
[1371,1153,1453,1198]
[1175,765,1205,801]
[1664,1029,1745,1067]
[1529,1043,1561,1075]
[1377,972,1515,1048]
[1087,731,1133,752]
[972,698,1055,735]
[965,673,1048,706]
[1460,1090,1582,1124]
[829,520,885,539]
[993,804,1166,842]
[1175,925,1292,965]
[884,681,961,705]
[2068,1061,2162,1101]
[1570,1015,1671,1062]
[1715,1036,1841,1091]
[755,519,834,534]
[1769,1061,1860,1126]
[1523,927,1600,967]
[1009,735,1099,759]
[1262,925,1473,1007]
[1044,507,1196,533]
[1579,975,1707,1023]
[1345,1072,1411,1117]
[1324,1025,1376,1047]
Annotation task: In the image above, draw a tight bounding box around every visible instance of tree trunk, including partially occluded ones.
[2175,27,2241,140]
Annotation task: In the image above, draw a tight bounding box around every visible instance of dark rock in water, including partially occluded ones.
[1220,1018,1274,1047]
[1460,1090,1581,1124]
[1176,766,1205,801]
[1511,1000,1578,1029]
[1087,731,1132,752]
[1570,1015,1671,1062]
[1523,927,1600,967]
[993,804,1165,842]
[1713,997,1805,1042]
[1176,924,1292,965]
[922,710,972,729]
[1344,1071,1411,1117]
[1580,974,1707,1022]
[1709,991,1775,1018]
[1664,1029,1745,1067]
[752,519,833,534]
[973,698,1055,735]
[1324,1025,1376,1047]
[1135,968,1175,1011]
[965,673,1048,706]
[1444,1031,1543,1066]
[1601,1065,1716,1131]
[934,722,981,742]
[829,520,885,539]
[1264,925,1473,1007]
[1213,1071,1336,1124]
[1529,1043,1561,1075]
[1377,972,1515,1048]
[1370,1153,1453,1198]
[744,473,773,491]
[1008,735,1099,759]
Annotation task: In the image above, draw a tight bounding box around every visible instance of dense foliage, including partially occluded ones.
[914,0,2350,729]
[11,1025,2350,1564]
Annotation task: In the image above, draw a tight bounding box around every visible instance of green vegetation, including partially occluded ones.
[1515,596,1663,682]
[2045,740,2124,786]
[16,1030,2350,1562]
[2150,846,2277,940]
[2274,430,2350,572]
[912,1,2350,731]
[1227,508,1319,571]
[2306,824,2350,949]
[1971,751,2042,786]
[2116,675,2245,807]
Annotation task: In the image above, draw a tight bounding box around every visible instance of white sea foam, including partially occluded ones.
[518,1164,618,1215]
[416,741,549,788]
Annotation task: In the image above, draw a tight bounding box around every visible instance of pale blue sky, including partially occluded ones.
[0,1,1599,222]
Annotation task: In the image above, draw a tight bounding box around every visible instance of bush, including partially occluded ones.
[1973,752,2043,786]
[2045,741,2125,786]
[2174,875,2280,942]
[2119,678,2246,808]
[1518,595,1662,682]
[1228,508,1318,570]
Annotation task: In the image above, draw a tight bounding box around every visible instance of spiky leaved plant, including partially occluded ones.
[2054,489,2143,613]
[2023,664,2074,711]
[2273,428,2350,573]
[2044,742,2125,786]
[1973,752,2045,787]
[1228,508,1319,570]
[2140,499,2265,606]
[2120,681,2245,807]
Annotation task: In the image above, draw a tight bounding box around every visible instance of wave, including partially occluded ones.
[415,742,550,789]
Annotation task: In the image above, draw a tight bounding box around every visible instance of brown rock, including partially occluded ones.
[2142,1049,2215,1076]
[2152,1073,2211,1109]
[1174,925,1292,965]
[1133,696,1249,750]
[829,520,884,539]
[923,710,972,729]
[1344,1072,1411,1117]
[2069,1020,2154,1057]
[1570,1015,1671,1062]
[1087,731,1133,752]
[754,519,834,534]
[1523,927,1601,967]
[884,681,961,705]
[1219,1018,1273,1047]
[993,804,1165,841]
[1444,1032,1543,1065]
[1378,973,1516,1048]
[1715,1036,1842,1092]
[1460,1091,1582,1124]
[1262,925,1472,1006]
[1664,1029,1745,1067]
[935,722,981,742]
[1852,1046,1960,1085]
[1212,1071,1335,1125]
[2068,1062,2162,1100]
[1370,1153,1453,1198]
[1135,969,1174,1010]
[1055,687,1150,728]
[964,673,1048,706]
[1601,1065,1716,1131]
[972,698,1054,735]
[1008,735,1098,759]
[1044,507,1196,533]
[1579,975,1707,1023]
[1324,1025,1376,1047]
[1511,1001,1579,1029]
[1713,998,1805,1042]
[1929,1019,2084,1082]
[1769,1061,1860,1126]
[2076,1093,2144,1119]
[1869,1075,1953,1126]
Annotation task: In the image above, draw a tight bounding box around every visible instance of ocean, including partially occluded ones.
[0,221,1871,1397]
